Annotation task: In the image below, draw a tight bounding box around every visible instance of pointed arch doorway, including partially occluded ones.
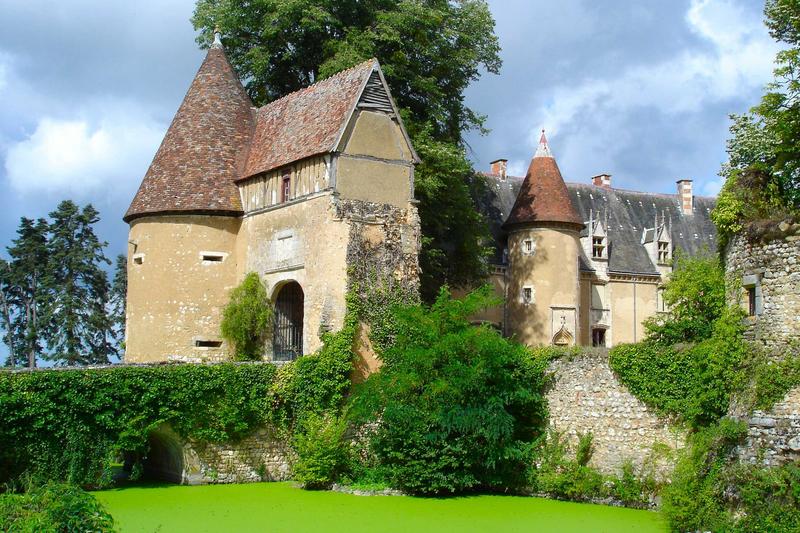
[273,281,304,361]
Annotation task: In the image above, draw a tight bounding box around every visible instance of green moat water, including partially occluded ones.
[95,481,666,532]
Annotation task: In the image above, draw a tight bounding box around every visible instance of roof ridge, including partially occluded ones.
[255,58,376,113]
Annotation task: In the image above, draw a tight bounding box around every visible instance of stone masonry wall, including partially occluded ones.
[546,350,685,476]
[725,231,800,352]
[733,385,800,467]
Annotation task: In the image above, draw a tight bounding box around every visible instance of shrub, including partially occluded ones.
[291,414,351,490]
[221,272,273,361]
[661,418,800,532]
[0,481,114,532]
[350,286,549,495]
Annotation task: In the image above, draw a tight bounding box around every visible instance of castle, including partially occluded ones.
[124,36,716,362]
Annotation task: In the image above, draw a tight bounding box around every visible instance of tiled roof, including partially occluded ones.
[476,174,717,274]
[242,59,376,179]
[125,45,379,222]
[503,132,584,229]
[124,45,255,222]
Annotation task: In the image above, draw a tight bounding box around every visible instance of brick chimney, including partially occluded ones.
[677,179,693,215]
[490,159,508,179]
[591,174,612,188]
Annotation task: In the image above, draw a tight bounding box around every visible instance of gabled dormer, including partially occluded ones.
[581,209,609,262]
[642,212,673,268]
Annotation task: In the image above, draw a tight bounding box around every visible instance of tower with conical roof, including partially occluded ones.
[503,131,584,346]
[124,33,421,363]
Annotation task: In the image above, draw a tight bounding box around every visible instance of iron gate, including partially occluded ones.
[273,282,304,361]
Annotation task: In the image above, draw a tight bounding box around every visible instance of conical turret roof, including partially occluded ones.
[124,41,255,222]
[503,131,584,230]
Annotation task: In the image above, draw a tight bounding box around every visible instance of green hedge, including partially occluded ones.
[0,311,356,487]
[0,481,114,532]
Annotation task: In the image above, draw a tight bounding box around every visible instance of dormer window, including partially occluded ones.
[657,241,670,264]
[592,237,605,259]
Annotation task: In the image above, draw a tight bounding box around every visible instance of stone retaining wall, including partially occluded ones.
[734,385,800,467]
[546,350,685,476]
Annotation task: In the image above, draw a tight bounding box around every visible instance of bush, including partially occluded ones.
[221,272,273,361]
[350,286,549,495]
[291,414,351,490]
[0,481,114,532]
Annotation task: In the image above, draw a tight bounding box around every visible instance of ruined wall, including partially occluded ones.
[546,350,684,475]
[725,232,800,352]
[126,215,240,363]
[733,385,800,467]
[507,226,581,346]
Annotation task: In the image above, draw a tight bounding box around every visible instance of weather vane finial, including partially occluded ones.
[212,26,223,48]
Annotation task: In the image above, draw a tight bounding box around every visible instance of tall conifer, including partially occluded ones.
[44,201,112,365]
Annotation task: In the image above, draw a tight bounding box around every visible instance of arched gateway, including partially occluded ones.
[273,281,304,361]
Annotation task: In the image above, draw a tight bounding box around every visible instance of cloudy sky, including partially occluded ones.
[0,0,778,261]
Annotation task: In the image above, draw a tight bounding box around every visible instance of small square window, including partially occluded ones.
[657,241,670,263]
[132,254,144,265]
[522,287,534,304]
[592,237,605,259]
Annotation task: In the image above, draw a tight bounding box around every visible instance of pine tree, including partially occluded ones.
[109,254,127,357]
[6,218,50,368]
[44,201,112,365]
[0,260,17,367]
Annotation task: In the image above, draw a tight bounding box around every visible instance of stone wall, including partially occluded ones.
[725,230,800,352]
[546,350,685,476]
[733,385,800,467]
[148,424,292,485]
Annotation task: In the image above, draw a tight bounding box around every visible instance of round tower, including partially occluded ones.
[503,131,584,346]
[123,33,253,363]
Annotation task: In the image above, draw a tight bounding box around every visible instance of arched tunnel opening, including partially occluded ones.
[124,426,185,484]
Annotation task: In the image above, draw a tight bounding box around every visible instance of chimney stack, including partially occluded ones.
[490,159,508,179]
[591,174,612,188]
[677,179,693,215]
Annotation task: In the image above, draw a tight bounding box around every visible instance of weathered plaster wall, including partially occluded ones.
[126,216,240,363]
[733,385,800,467]
[725,232,800,352]
[546,350,684,475]
[343,110,413,161]
[507,226,581,346]
[242,194,350,358]
[336,156,412,207]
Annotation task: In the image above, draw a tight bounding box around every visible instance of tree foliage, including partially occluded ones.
[221,272,273,360]
[349,286,549,494]
[643,251,726,345]
[713,0,800,243]
[191,0,500,300]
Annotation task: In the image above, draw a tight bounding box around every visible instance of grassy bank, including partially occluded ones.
[95,482,665,533]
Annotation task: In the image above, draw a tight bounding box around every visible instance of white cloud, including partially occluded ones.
[4,110,164,197]
[525,0,777,187]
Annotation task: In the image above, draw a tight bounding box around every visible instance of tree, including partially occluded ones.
[109,254,127,355]
[6,218,50,368]
[0,260,17,367]
[44,201,112,365]
[220,272,273,360]
[643,251,726,345]
[713,0,800,242]
[192,0,501,300]
[349,286,548,494]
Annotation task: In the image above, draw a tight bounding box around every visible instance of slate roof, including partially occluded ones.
[125,45,382,222]
[476,174,718,274]
[504,132,584,229]
[124,44,255,222]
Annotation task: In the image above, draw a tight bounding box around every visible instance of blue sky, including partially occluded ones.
[0,0,777,263]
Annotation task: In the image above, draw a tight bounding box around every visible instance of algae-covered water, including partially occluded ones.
[95,482,666,532]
